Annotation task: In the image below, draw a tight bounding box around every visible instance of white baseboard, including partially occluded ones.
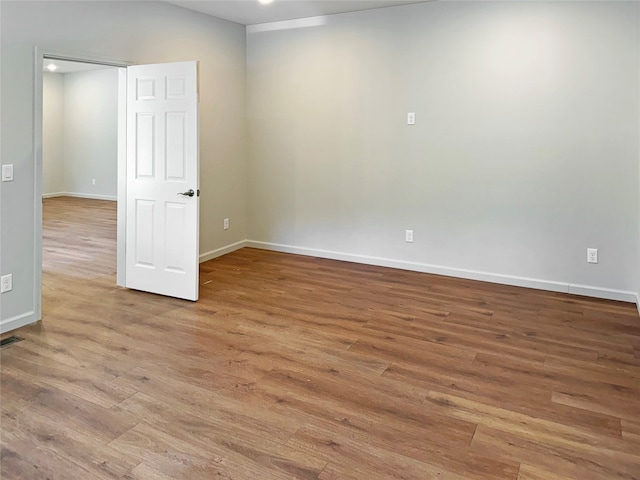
[199,240,247,263]
[43,192,117,201]
[247,240,638,304]
[1,310,39,335]
[567,284,637,303]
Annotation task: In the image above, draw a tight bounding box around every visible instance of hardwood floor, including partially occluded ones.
[1,196,639,479]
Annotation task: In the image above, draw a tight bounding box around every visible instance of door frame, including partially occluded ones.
[33,48,132,320]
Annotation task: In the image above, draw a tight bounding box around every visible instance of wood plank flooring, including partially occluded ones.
[1,196,639,479]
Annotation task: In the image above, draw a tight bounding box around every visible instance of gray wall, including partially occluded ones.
[0,0,247,325]
[43,72,65,195]
[43,69,118,198]
[63,69,119,199]
[247,1,640,296]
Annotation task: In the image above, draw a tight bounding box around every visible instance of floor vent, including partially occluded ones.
[0,336,24,348]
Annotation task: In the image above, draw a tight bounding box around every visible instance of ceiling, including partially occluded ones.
[43,59,115,74]
[165,0,432,26]
[43,1,434,71]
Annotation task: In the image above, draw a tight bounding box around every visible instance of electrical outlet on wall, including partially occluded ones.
[405,230,414,243]
[587,248,598,264]
[223,218,229,230]
[92,179,96,186]
[1,274,13,293]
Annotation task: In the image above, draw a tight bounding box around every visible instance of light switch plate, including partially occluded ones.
[2,164,13,182]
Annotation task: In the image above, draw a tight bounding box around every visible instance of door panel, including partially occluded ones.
[125,61,199,301]
[166,113,187,180]
[135,113,155,178]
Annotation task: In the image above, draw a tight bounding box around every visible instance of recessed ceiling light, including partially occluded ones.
[47,64,57,72]
[258,0,273,5]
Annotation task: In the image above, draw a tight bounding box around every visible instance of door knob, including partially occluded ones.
[178,189,195,197]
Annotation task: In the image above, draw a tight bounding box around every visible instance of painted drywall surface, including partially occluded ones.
[63,69,118,199]
[43,72,66,195]
[247,1,640,293]
[43,69,119,199]
[0,1,246,323]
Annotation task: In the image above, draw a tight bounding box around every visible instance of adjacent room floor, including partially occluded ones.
[1,196,639,479]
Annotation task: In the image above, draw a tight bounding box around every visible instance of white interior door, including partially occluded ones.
[125,61,199,301]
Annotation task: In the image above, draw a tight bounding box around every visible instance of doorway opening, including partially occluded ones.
[34,52,201,324]
[35,51,129,322]
[42,59,119,202]
[42,59,119,288]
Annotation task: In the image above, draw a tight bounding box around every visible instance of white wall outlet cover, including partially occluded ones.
[1,274,12,293]
[587,248,598,264]
[407,112,416,125]
[2,164,14,182]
